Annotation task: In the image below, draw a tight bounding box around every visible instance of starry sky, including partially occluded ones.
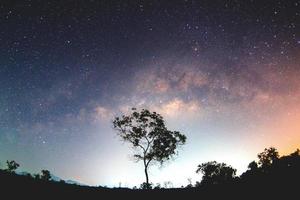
[0,0,300,187]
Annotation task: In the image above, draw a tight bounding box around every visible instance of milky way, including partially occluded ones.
[0,0,300,187]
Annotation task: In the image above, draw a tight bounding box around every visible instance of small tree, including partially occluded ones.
[113,108,186,188]
[196,161,236,185]
[5,160,20,173]
[40,170,51,181]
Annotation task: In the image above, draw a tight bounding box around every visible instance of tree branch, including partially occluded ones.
[119,126,147,153]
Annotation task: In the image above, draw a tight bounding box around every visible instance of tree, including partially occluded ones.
[40,170,51,181]
[196,161,236,185]
[257,147,279,167]
[113,108,186,188]
[248,161,258,171]
[5,160,20,173]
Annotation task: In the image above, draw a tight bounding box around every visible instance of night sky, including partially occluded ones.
[0,0,300,187]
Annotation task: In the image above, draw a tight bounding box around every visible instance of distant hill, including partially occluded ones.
[50,174,85,185]
[17,171,32,176]
[17,171,84,186]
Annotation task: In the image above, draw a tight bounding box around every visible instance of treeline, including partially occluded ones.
[0,161,58,183]
[190,147,300,188]
[1,146,300,189]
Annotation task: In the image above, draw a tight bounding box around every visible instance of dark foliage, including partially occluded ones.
[240,147,300,184]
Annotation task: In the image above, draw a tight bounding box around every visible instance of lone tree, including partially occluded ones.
[113,108,186,188]
[5,160,20,173]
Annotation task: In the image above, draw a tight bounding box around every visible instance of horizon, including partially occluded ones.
[0,0,300,188]
[3,145,299,188]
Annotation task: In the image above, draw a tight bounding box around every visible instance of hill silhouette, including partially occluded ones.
[1,147,299,199]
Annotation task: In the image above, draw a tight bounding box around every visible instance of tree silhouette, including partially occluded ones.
[257,147,279,168]
[241,147,300,188]
[196,161,236,186]
[113,108,186,188]
[40,170,51,181]
[5,160,20,173]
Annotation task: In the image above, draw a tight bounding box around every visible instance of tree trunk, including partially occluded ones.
[144,159,149,187]
[145,166,149,185]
